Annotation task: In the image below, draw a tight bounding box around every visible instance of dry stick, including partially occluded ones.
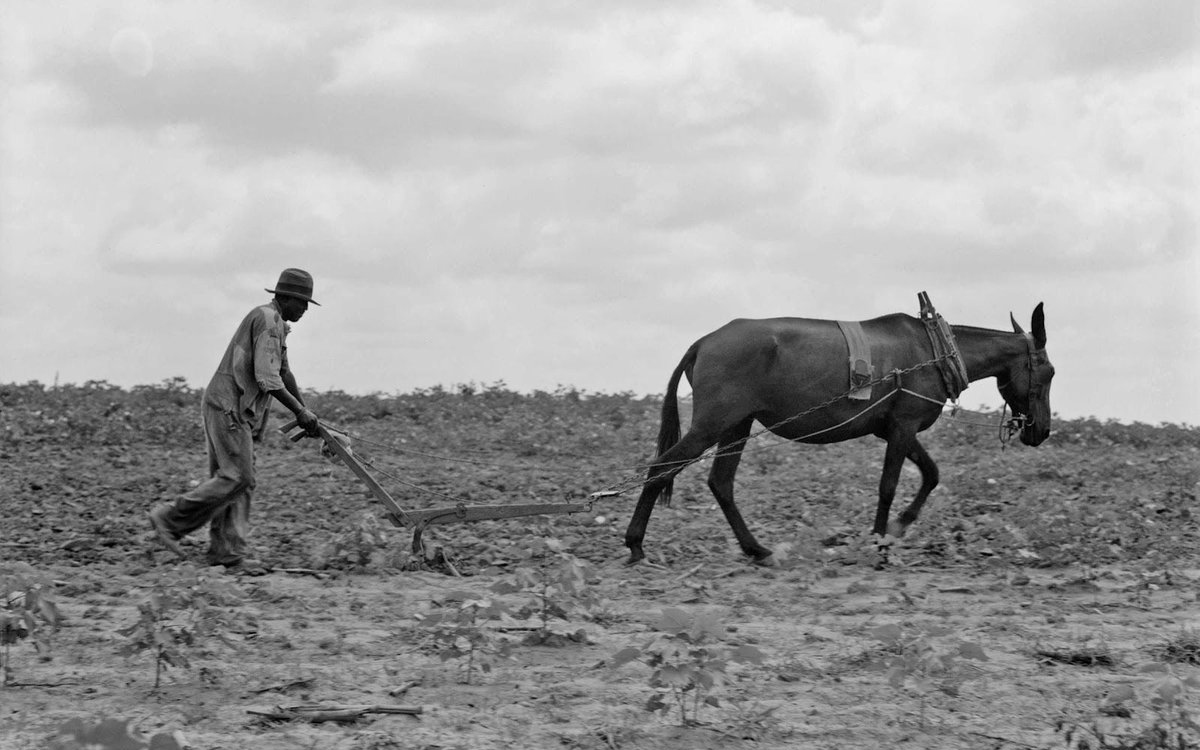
[247,704,423,724]
[966,731,1040,749]
[671,563,705,582]
[251,678,315,695]
[387,681,419,697]
[271,567,331,578]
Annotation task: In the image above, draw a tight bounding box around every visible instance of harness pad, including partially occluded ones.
[836,320,875,400]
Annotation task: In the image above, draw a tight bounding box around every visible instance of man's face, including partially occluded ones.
[279,296,309,322]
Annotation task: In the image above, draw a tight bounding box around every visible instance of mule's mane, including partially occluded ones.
[951,324,1015,337]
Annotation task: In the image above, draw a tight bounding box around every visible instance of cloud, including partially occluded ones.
[862,0,1197,80]
[1,1,1195,424]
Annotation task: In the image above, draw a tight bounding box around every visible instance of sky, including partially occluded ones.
[1,1,1196,426]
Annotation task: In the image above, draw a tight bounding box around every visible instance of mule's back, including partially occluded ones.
[686,314,940,442]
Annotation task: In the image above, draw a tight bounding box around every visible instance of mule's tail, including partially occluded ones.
[653,341,698,507]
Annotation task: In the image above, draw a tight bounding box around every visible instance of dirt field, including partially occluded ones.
[2,382,1198,749]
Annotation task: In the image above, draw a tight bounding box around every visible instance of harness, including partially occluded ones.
[835,292,968,402]
[918,291,969,399]
[835,320,875,400]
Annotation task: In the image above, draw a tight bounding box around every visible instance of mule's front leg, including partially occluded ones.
[886,439,939,538]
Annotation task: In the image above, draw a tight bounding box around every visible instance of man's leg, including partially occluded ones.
[152,404,254,557]
[206,478,252,567]
[207,410,269,567]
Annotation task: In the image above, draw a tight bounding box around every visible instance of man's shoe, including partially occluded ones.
[218,558,270,577]
[148,505,186,559]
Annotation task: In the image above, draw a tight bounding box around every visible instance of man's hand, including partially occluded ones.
[297,407,320,437]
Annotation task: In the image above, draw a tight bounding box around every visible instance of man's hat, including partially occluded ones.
[266,268,320,305]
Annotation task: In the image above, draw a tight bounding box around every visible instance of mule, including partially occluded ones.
[624,303,1054,564]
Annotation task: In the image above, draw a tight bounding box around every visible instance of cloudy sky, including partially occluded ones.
[1,1,1196,426]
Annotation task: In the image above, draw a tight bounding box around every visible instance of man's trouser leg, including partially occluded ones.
[159,403,255,564]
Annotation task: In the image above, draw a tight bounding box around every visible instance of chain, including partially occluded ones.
[313,353,986,503]
[353,453,471,504]
[590,354,964,497]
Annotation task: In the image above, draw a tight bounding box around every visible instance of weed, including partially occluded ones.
[0,562,62,686]
[610,607,765,726]
[117,565,249,689]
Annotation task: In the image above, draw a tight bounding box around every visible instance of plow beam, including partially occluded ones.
[280,420,597,556]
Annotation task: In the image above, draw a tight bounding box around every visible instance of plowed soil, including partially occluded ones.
[2,382,1198,749]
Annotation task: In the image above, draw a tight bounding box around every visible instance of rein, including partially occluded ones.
[310,343,1034,502]
[592,354,1000,496]
[994,331,1045,443]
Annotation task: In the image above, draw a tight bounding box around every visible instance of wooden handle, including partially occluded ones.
[278,418,308,442]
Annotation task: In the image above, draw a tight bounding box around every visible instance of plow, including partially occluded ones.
[279,420,611,556]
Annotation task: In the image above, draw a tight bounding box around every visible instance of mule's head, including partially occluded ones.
[999,303,1054,446]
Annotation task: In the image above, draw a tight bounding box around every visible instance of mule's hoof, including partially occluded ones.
[886,520,908,538]
[874,533,899,548]
[751,553,776,568]
[624,551,646,566]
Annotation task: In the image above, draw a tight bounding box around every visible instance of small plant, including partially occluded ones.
[492,544,602,645]
[415,597,514,684]
[48,717,180,750]
[722,698,790,743]
[1153,628,1200,667]
[1036,639,1118,667]
[0,563,62,687]
[1056,662,1200,749]
[611,607,765,726]
[117,565,249,689]
[867,623,989,727]
[832,530,905,568]
[310,512,399,571]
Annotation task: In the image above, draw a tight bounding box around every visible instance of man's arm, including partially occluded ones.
[271,329,317,434]
[270,384,318,435]
[281,368,305,407]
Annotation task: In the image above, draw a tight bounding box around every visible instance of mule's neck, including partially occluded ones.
[951,326,1030,383]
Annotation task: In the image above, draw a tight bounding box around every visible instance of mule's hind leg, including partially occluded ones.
[707,418,772,562]
[624,430,717,564]
[886,439,939,538]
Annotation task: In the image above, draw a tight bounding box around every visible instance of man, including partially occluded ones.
[148,268,322,573]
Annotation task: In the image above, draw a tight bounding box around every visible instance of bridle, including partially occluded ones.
[996,332,1048,443]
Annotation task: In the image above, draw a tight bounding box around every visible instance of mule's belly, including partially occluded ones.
[756,403,884,444]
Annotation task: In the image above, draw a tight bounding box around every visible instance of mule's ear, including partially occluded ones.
[1032,302,1046,348]
[1010,312,1025,335]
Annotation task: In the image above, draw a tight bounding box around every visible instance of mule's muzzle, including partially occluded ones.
[1019,420,1050,446]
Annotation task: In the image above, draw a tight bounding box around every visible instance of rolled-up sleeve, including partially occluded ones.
[253,319,286,392]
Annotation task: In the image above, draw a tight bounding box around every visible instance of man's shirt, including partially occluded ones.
[204,300,290,422]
